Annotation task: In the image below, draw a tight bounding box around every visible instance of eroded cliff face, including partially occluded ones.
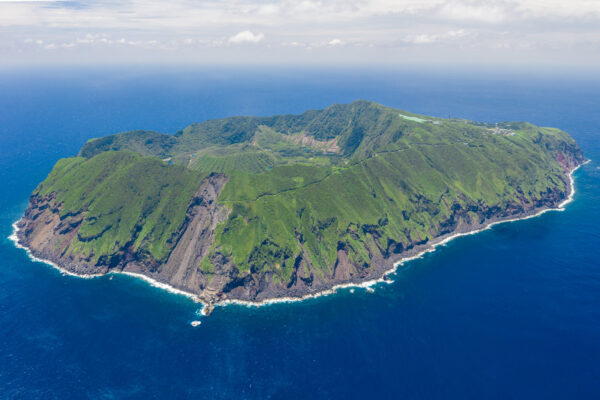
[16,155,585,313]
[17,173,230,308]
[17,193,93,274]
[121,173,232,308]
[211,167,579,304]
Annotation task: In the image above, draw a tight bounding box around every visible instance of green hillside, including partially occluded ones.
[29,100,584,299]
[36,151,205,264]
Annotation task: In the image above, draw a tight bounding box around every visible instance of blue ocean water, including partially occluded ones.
[0,66,599,399]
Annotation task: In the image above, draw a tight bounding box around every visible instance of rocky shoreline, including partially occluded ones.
[12,159,586,315]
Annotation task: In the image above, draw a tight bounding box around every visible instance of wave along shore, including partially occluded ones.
[8,162,588,316]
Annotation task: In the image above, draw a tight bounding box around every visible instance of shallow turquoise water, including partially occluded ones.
[0,67,599,398]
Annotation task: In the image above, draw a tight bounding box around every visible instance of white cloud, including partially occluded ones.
[437,2,508,23]
[2,0,600,65]
[228,30,265,44]
[281,41,303,47]
[403,29,470,44]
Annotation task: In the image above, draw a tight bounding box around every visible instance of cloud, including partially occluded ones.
[2,0,600,65]
[228,30,265,44]
[437,1,508,23]
[403,29,470,44]
[281,41,303,47]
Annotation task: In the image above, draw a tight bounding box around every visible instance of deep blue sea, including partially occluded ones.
[0,66,599,399]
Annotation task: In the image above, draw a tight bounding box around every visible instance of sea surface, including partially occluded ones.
[0,66,599,399]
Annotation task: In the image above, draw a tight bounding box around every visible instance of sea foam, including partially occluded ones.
[8,161,588,315]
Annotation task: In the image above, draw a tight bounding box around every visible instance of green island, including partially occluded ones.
[16,100,585,313]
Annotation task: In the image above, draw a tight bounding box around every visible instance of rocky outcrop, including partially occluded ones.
[194,160,586,305]
[16,157,586,314]
[17,173,231,311]
[120,173,231,310]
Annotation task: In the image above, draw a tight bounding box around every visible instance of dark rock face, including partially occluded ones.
[203,158,585,305]
[16,157,585,314]
[17,192,101,275]
[17,173,231,311]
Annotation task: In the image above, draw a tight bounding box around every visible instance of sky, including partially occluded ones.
[2,0,600,67]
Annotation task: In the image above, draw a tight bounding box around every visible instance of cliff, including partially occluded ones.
[15,101,586,313]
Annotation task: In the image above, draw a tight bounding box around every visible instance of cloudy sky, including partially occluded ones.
[2,0,600,66]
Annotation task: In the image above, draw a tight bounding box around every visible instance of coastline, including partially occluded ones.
[8,222,204,302]
[8,161,589,316]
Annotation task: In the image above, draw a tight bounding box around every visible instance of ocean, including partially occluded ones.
[0,66,599,399]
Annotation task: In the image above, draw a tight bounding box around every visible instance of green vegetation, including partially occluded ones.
[36,151,205,263]
[40,100,583,285]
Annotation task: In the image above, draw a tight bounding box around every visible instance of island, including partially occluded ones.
[14,100,585,314]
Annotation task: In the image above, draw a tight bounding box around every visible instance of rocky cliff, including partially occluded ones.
[17,157,583,314]
[14,102,586,314]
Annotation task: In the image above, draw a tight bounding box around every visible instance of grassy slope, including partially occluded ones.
[214,125,572,281]
[41,101,581,284]
[36,151,205,264]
